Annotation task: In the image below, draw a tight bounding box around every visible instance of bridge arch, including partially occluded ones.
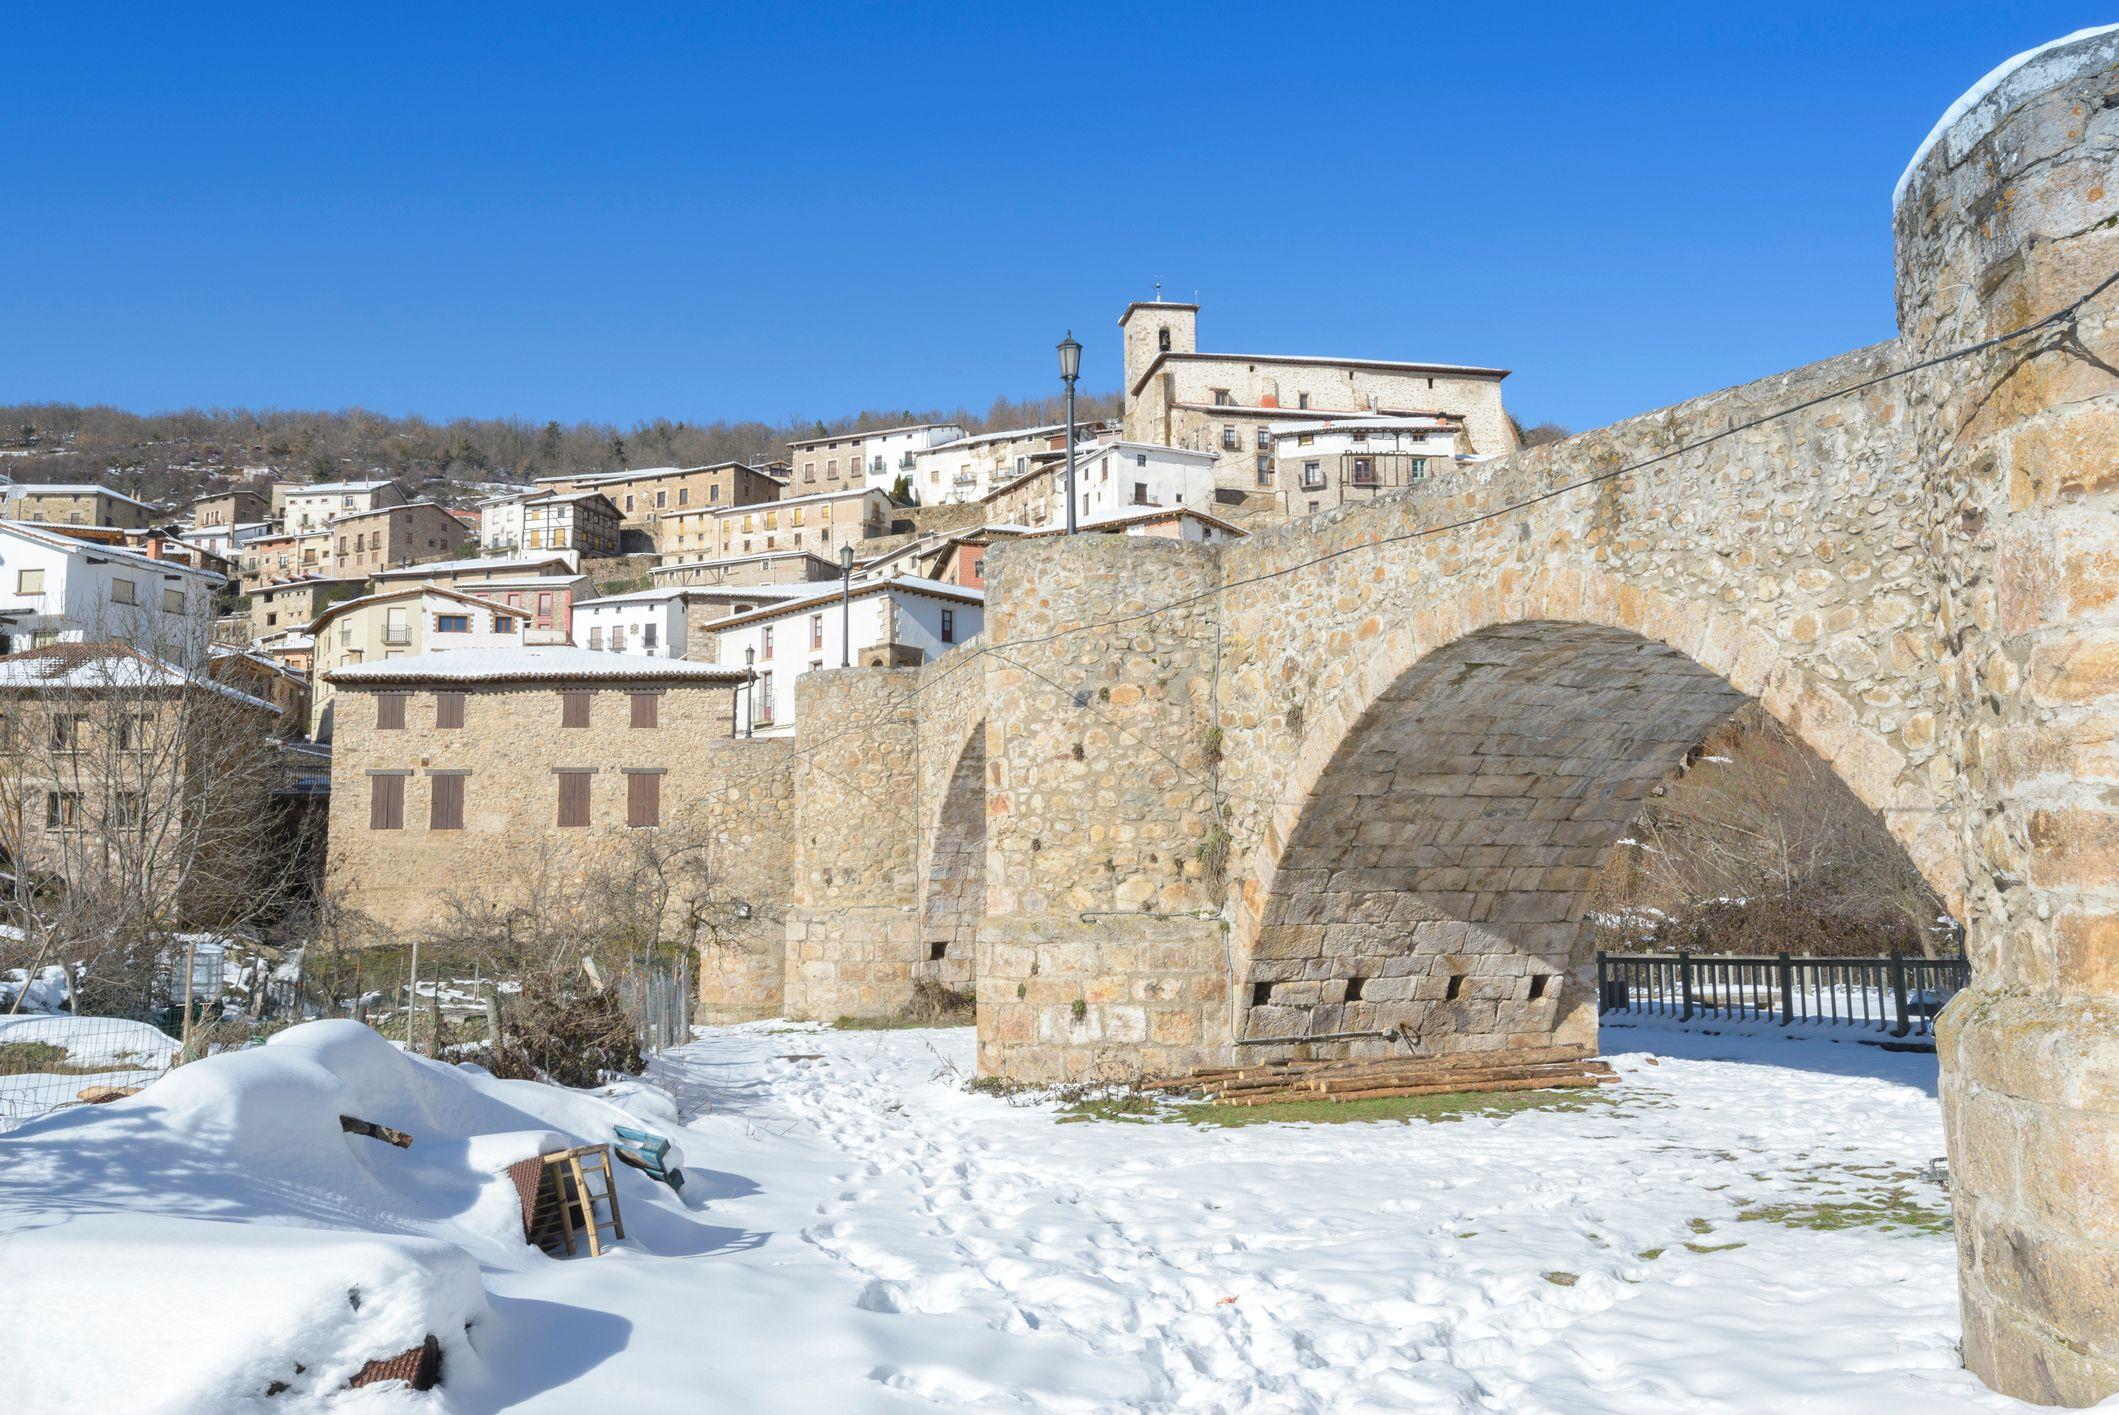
[1234,614,1957,1054]
[916,719,986,997]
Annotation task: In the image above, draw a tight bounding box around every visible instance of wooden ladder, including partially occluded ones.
[540,1144,626,1257]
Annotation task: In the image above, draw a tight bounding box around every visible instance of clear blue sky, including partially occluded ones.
[5,3,2108,433]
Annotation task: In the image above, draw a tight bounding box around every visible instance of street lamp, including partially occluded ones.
[838,541,856,668]
[744,644,755,738]
[1057,332,1082,534]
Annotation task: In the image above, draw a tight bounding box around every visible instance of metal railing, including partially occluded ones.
[1597,950,1970,1038]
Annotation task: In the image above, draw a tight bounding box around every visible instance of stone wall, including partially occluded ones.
[972,534,1234,1080]
[781,667,921,1020]
[1892,28,2119,1405]
[910,637,988,996]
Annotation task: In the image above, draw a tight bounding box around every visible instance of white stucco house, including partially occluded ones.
[1267,414,1462,516]
[0,521,223,659]
[569,584,810,660]
[981,440,1219,531]
[706,576,983,735]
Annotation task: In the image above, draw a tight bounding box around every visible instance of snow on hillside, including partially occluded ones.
[0,1017,2035,1411]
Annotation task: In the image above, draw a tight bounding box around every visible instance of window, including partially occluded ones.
[940,609,956,644]
[1302,461,1324,490]
[610,626,626,652]
[558,690,591,728]
[376,694,406,730]
[1256,428,1271,450]
[384,607,410,645]
[760,626,774,661]
[643,623,657,650]
[1410,457,1430,481]
[115,712,151,751]
[624,495,634,512]
[1256,459,1273,486]
[755,672,774,725]
[810,614,823,651]
[791,507,804,527]
[162,587,183,613]
[1135,453,1147,468]
[677,488,688,506]
[15,569,41,594]
[537,592,553,616]
[971,557,984,581]
[556,770,591,827]
[435,692,465,729]
[1297,392,1310,410]
[495,616,517,633]
[656,490,666,508]
[111,791,144,829]
[50,713,85,750]
[626,770,661,828]
[429,773,464,830]
[629,692,658,729]
[803,462,815,481]
[1298,433,1314,446]
[1352,457,1376,485]
[44,790,81,829]
[1221,425,1239,451]
[1135,482,1150,504]
[1212,389,1233,406]
[710,484,722,502]
[436,614,469,633]
[1308,500,1320,514]
[369,775,405,830]
[110,578,137,606]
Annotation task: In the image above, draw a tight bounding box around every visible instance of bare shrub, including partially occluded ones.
[1592,705,1959,958]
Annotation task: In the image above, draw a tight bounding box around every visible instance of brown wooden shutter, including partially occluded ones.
[561,691,590,728]
[435,692,465,729]
[369,775,404,830]
[376,694,406,730]
[626,771,660,828]
[556,770,591,827]
[429,774,464,830]
[630,692,658,729]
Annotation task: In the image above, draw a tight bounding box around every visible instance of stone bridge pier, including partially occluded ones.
[940,29,2119,1404]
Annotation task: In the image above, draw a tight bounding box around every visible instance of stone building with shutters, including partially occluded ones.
[319,647,787,953]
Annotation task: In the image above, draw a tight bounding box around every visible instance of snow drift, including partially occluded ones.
[0,1019,691,1412]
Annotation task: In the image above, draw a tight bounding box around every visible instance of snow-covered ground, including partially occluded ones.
[0,1016,2038,1412]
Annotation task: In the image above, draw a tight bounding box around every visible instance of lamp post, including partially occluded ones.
[1057,332,1082,534]
[744,645,755,738]
[838,541,856,667]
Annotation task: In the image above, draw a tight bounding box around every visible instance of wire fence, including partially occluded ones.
[1597,950,1971,1039]
[0,946,698,1134]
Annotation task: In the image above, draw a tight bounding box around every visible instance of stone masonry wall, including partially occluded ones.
[781,667,922,1021]
[911,636,988,997]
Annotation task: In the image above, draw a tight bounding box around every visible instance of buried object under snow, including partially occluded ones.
[0,1018,695,1411]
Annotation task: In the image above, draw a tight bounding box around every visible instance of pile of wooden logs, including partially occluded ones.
[1142,1043,1618,1107]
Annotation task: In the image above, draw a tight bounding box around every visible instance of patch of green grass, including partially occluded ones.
[1737,1190,1952,1237]
[832,1015,973,1031]
[1543,1271,1579,1287]
[1684,1240,1747,1254]
[1056,1095,1162,1125]
[0,1040,148,1076]
[1636,1248,1665,1261]
[1165,1088,1612,1129]
[1687,1217,1715,1235]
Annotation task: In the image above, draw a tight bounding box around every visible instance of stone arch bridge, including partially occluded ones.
[722,31,2119,1403]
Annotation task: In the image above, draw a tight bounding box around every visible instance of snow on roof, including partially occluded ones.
[286,479,399,496]
[450,575,581,589]
[651,548,838,574]
[373,554,574,579]
[326,645,747,686]
[0,644,279,711]
[787,421,963,449]
[919,423,1076,453]
[0,521,226,583]
[704,575,983,634]
[695,485,884,516]
[1269,414,1458,436]
[1016,504,1249,537]
[1894,24,2119,206]
[6,483,159,510]
[575,583,811,608]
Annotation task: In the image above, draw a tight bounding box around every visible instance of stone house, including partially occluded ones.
[249,575,366,641]
[3,484,161,530]
[786,423,965,497]
[1116,299,1514,518]
[276,479,408,532]
[649,549,843,589]
[703,577,983,735]
[330,501,469,579]
[909,423,1090,505]
[371,556,591,640]
[535,463,781,552]
[306,584,528,739]
[0,643,286,923]
[980,440,1217,530]
[1268,414,1463,517]
[237,530,333,589]
[189,489,270,528]
[319,646,765,935]
[664,487,889,562]
[520,490,621,558]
